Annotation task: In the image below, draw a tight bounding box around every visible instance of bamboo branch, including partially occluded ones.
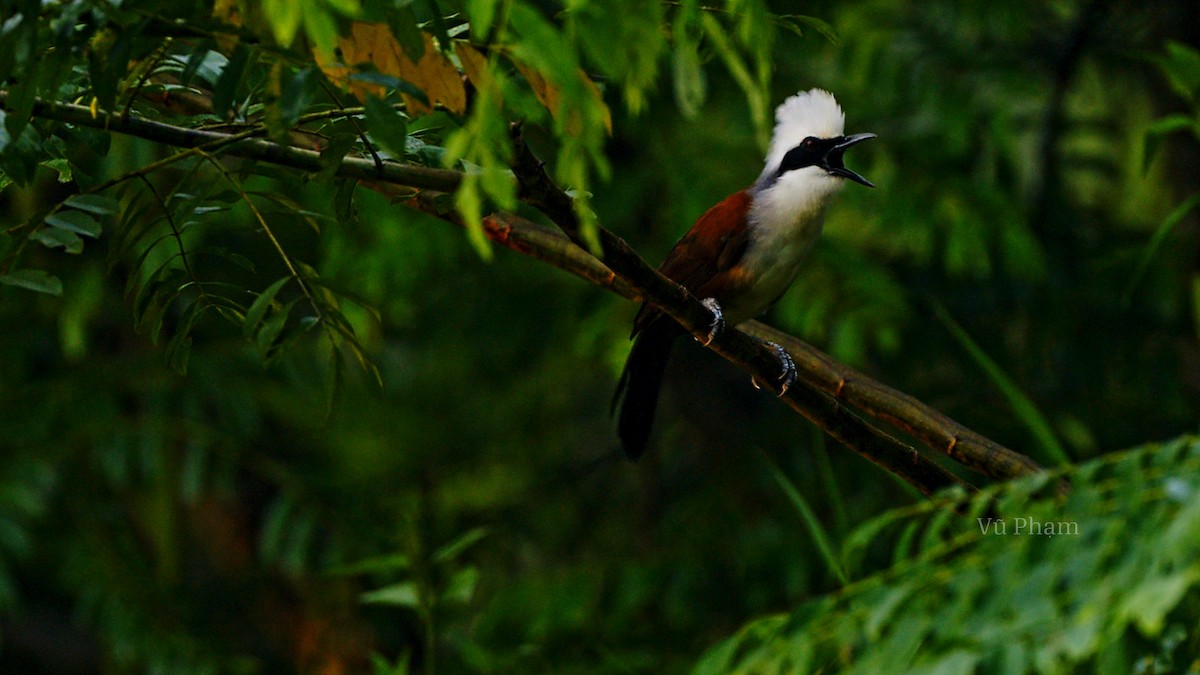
[10,95,1042,491]
[404,194,1038,481]
[503,125,967,495]
[413,202,963,496]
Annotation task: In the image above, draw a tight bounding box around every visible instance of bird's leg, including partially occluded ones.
[697,297,725,346]
[750,341,798,397]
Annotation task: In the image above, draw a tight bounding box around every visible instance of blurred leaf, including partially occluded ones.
[778,14,840,44]
[697,436,1200,672]
[700,13,769,148]
[64,194,119,216]
[302,0,342,57]
[442,566,479,605]
[276,67,319,129]
[1124,191,1200,302]
[365,96,410,158]
[256,298,298,359]
[244,277,290,338]
[362,581,421,608]
[371,652,412,675]
[44,158,72,183]
[573,0,664,112]
[1157,41,1200,101]
[433,527,488,563]
[212,44,250,118]
[0,110,41,185]
[46,210,102,238]
[0,269,63,295]
[464,0,499,43]
[387,4,426,62]
[454,42,490,91]
[328,553,412,576]
[1141,114,1196,172]
[930,300,1071,467]
[763,455,848,585]
[32,227,84,254]
[672,16,707,119]
[318,132,358,181]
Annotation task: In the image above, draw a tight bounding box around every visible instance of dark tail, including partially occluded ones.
[612,321,679,460]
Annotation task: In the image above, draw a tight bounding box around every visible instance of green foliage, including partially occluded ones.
[0,0,1198,672]
[696,436,1200,673]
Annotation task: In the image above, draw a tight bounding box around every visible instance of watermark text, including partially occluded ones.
[977,517,1079,537]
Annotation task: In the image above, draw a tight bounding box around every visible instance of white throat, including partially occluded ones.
[717,88,860,324]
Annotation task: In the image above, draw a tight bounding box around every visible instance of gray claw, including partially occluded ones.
[749,342,796,395]
[698,297,724,346]
[768,341,797,396]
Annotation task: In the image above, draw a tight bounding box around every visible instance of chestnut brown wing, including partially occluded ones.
[632,190,754,335]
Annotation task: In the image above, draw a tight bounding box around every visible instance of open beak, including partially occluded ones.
[823,133,877,188]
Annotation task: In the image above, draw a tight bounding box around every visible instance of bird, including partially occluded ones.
[613,88,876,460]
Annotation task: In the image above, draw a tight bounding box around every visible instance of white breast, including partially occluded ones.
[724,166,844,324]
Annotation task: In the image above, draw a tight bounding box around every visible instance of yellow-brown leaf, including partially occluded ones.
[453,43,492,92]
[510,58,611,136]
[317,22,466,115]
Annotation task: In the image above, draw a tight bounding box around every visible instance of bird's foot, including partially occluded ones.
[697,297,725,346]
[750,341,797,397]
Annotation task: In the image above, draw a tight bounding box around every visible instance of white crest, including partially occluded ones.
[758,89,846,181]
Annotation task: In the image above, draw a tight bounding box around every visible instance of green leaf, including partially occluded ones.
[441,566,479,605]
[263,0,304,48]
[0,110,42,185]
[244,277,290,338]
[1124,192,1200,302]
[388,5,426,61]
[317,132,357,181]
[43,158,72,183]
[365,96,410,159]
[259,497,293,562]
[672,19,706,119]
[0,269,63,295]
[1142,114,1197,172]
[46,210,101,238]
[32,227,84,254]
[452,172,492,260]
[930,300,1070,466]
[334,179,357,227]
[701,13,770,148]
[361,581,420,608]
[779,14,840,44]
[302,0,341,58]
[324,0,361,16]
[699,438,1200,672]
[573,0,664,112]
[433,527,488,563]
[1117,570,1200,636]
[370,652,411,675]
[327,553,411,576]
[276,68,318,129]
[64,194,119,216]
[165,299,203,374]
[257,298,297,358]
[213,45,251,117]
[420,0,451,51]
[764,455,848,585]
[1159,41,1200,101]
